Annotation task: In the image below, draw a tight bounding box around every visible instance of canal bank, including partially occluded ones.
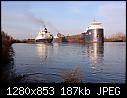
[1,31,14,65]
[20,33,126,44]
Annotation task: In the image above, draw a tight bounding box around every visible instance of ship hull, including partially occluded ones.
[84,29,104,43]
[35,38,53,43]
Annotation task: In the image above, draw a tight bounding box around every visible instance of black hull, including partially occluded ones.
[84,29,104,43]
[35,38,53,43]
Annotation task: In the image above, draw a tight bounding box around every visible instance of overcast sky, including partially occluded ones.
[1,1,126,39]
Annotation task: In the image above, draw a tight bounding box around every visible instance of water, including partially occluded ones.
[2,42,126,83]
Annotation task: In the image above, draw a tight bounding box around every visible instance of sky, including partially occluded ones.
[1,1,126,39]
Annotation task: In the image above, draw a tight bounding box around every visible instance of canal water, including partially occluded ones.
[2,42,126,83]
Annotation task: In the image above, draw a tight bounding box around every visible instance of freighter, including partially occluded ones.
[35,26,53,43]
[84,20,104,43]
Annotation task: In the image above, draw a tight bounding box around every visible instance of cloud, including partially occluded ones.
[97,3,126,36]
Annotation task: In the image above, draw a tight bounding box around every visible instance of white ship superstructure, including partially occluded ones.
[84,20,104,43]
[35,26,53,43]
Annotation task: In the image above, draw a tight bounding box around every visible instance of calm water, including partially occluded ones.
[3,42,126,83]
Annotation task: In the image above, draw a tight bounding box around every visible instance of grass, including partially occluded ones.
[62,67,81,83]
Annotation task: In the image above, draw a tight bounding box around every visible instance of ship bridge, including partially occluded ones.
[84,20,104,43]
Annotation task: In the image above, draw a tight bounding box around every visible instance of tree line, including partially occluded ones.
[104,33,126,42]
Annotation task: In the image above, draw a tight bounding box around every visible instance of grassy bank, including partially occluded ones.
[1,31,14,65]
[104,33,126,42]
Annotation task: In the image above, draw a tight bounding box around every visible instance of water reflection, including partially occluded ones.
[52,43,61,55]
[86,43,104,69]
[36,43,48,64]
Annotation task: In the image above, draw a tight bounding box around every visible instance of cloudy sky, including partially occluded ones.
[1,1,126,39]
